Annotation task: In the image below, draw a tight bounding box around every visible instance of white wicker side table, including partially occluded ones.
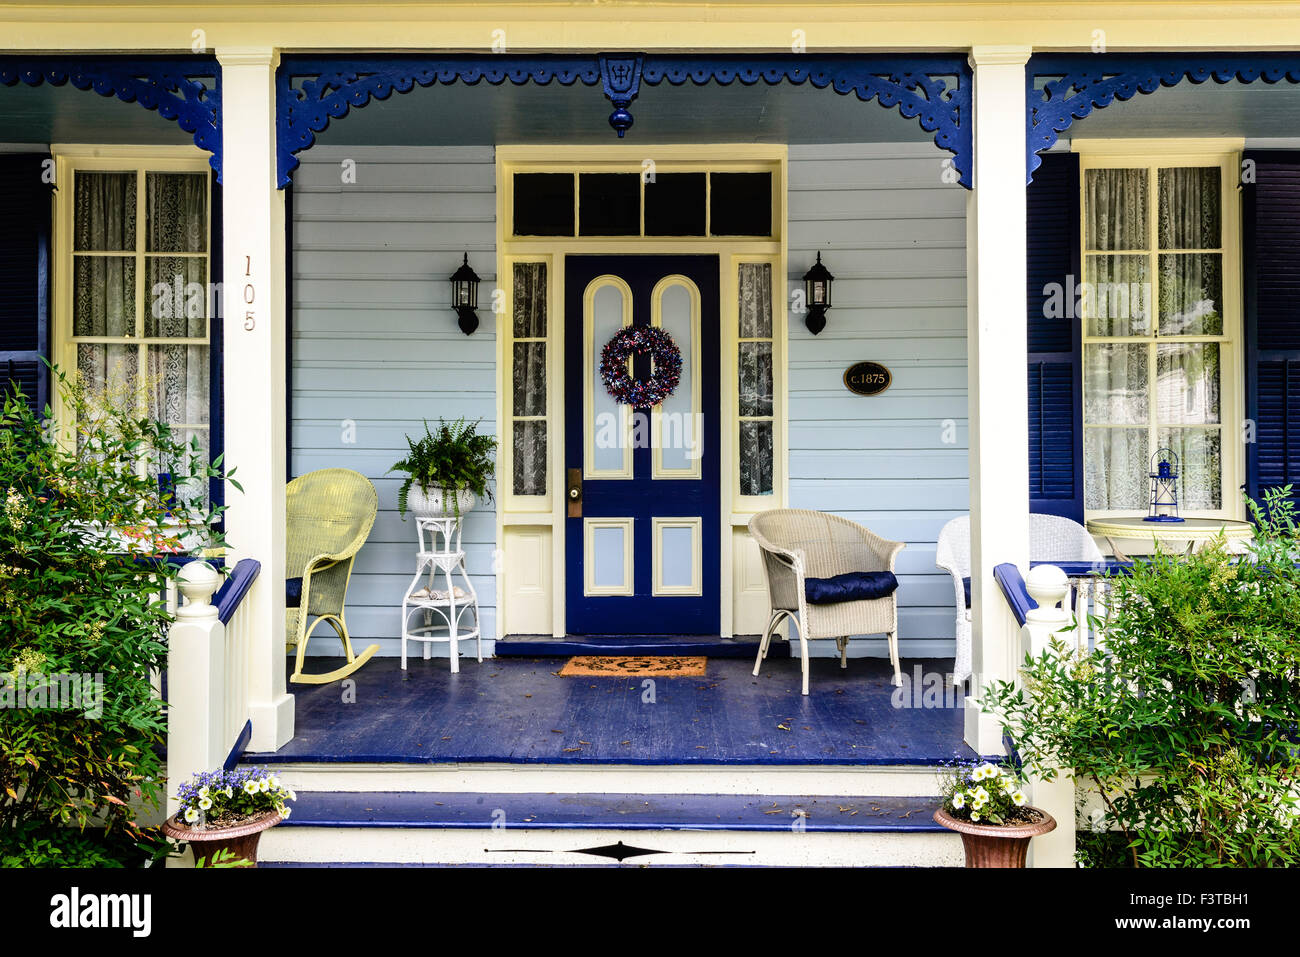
[400,514,481,673]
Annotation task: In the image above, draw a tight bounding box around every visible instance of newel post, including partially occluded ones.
[1020,564,1076,867]
[166,562,226,817]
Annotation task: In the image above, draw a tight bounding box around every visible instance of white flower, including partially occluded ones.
[287,788,297,802]
[198,786,210,799]
[972,787,990,806]
[198,797,213,811]
[260,778,271,792]
[970,811,981,822]
[243,780,260,795]
[223,787,233,798]
[184,807,199,823]
[951,792,965,809]
[280,806,291,819]
[1011,790,1027,807]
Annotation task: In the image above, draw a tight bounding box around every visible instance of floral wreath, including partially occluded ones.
[599,325,682,407]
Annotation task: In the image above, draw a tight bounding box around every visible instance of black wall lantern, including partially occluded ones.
[450,253,481,335]
[802,251,834,335]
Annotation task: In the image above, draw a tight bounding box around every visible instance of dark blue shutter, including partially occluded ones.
[1244,150,1300,512]
[1026,151,1083,521]
[209,173,226,512]
[0,154,53,418]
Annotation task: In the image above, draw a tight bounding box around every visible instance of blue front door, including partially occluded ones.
[565,255,721,636]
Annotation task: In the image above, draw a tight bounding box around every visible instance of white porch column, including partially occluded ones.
[217,48,293,752]
[964,46,1033,755]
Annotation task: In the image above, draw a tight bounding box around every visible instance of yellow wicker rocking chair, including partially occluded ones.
[286,468,381,684]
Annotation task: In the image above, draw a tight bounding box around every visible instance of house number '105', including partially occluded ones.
[243,256,256,330]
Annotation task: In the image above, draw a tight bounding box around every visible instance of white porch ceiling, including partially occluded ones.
[0,81,192,144]
[6,67,1300,151]
[1064,77,1300,139]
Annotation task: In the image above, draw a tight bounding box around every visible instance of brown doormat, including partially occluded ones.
[559,655,707,677]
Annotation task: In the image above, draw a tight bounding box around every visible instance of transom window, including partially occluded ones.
[510,169,774,238]
[1080,153,1237,516]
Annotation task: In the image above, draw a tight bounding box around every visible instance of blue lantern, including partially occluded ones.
[1144,448,1183,523]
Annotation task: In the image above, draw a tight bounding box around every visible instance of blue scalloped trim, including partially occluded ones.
[0,55,222,180]
[641,54,971,187]
[276,55,602,186]
[1027,53,1300,184]
[277,53,972,188]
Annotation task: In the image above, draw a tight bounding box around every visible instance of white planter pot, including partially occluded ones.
[407,485,476,519]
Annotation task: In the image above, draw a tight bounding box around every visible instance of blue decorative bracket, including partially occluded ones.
[640,55,972,187]
[1027,53,1300,184]
[600,55,643,137]
[277,53,972,188]
[0,55,222,180]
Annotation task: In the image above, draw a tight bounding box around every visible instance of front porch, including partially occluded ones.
[247,655,972,766]
[9,26,1300,869]
[242,651,971,866]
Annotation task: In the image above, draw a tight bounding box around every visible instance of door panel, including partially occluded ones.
[564,255,720,635]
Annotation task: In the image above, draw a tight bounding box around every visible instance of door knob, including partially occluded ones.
[567,467,582,517]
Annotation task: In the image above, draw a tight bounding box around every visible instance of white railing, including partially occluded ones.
[165,559,261,815]
[996,563,1081,868]
[1061,572,1115,656]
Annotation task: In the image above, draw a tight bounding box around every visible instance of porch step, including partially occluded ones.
[260,761,952,797]
[258,791,962,867]
[493,634,788,658]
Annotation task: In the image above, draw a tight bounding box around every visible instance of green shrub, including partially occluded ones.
[983,488,1300,868]
[1,819,168,868]
[0,368,233,863]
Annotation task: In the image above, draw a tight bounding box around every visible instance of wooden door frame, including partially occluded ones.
[495,145,789,639]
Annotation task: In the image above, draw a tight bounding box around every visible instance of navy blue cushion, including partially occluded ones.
[804,571,899,604]
[286,577,303,608]
[962,577,972,609]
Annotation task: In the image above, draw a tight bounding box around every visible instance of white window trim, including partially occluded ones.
[1075,138,1245,523]
[51,146,214,446]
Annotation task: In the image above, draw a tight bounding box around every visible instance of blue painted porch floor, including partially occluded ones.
[277,790,947,832]
[246,656,974,765]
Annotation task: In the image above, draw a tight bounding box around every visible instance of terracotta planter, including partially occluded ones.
[933,806,1057,868]
[407,486,475,519]
[162,810,283,868]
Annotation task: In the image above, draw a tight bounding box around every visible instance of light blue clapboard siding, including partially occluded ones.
[292,142,968,657]
[291,145,499,653]
[787,143,967,651]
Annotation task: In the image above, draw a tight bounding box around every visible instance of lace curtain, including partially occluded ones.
[512,262,547,496]
[737,263,774,496]
[74,171,210,506]
[1083,166,1221,511]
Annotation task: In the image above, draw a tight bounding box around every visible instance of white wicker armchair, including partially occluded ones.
[936,513,1104,685]
[749,509,906,695]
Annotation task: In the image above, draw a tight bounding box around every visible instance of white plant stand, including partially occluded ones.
[400,514,481,673]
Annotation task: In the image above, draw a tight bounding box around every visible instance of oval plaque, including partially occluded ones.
[843,361,892,396]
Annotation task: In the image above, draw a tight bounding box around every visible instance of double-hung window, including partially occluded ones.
[1079,146,1240,518]
[56,153,213,506]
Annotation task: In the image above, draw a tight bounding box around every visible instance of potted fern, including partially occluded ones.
[390,417,496,520]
